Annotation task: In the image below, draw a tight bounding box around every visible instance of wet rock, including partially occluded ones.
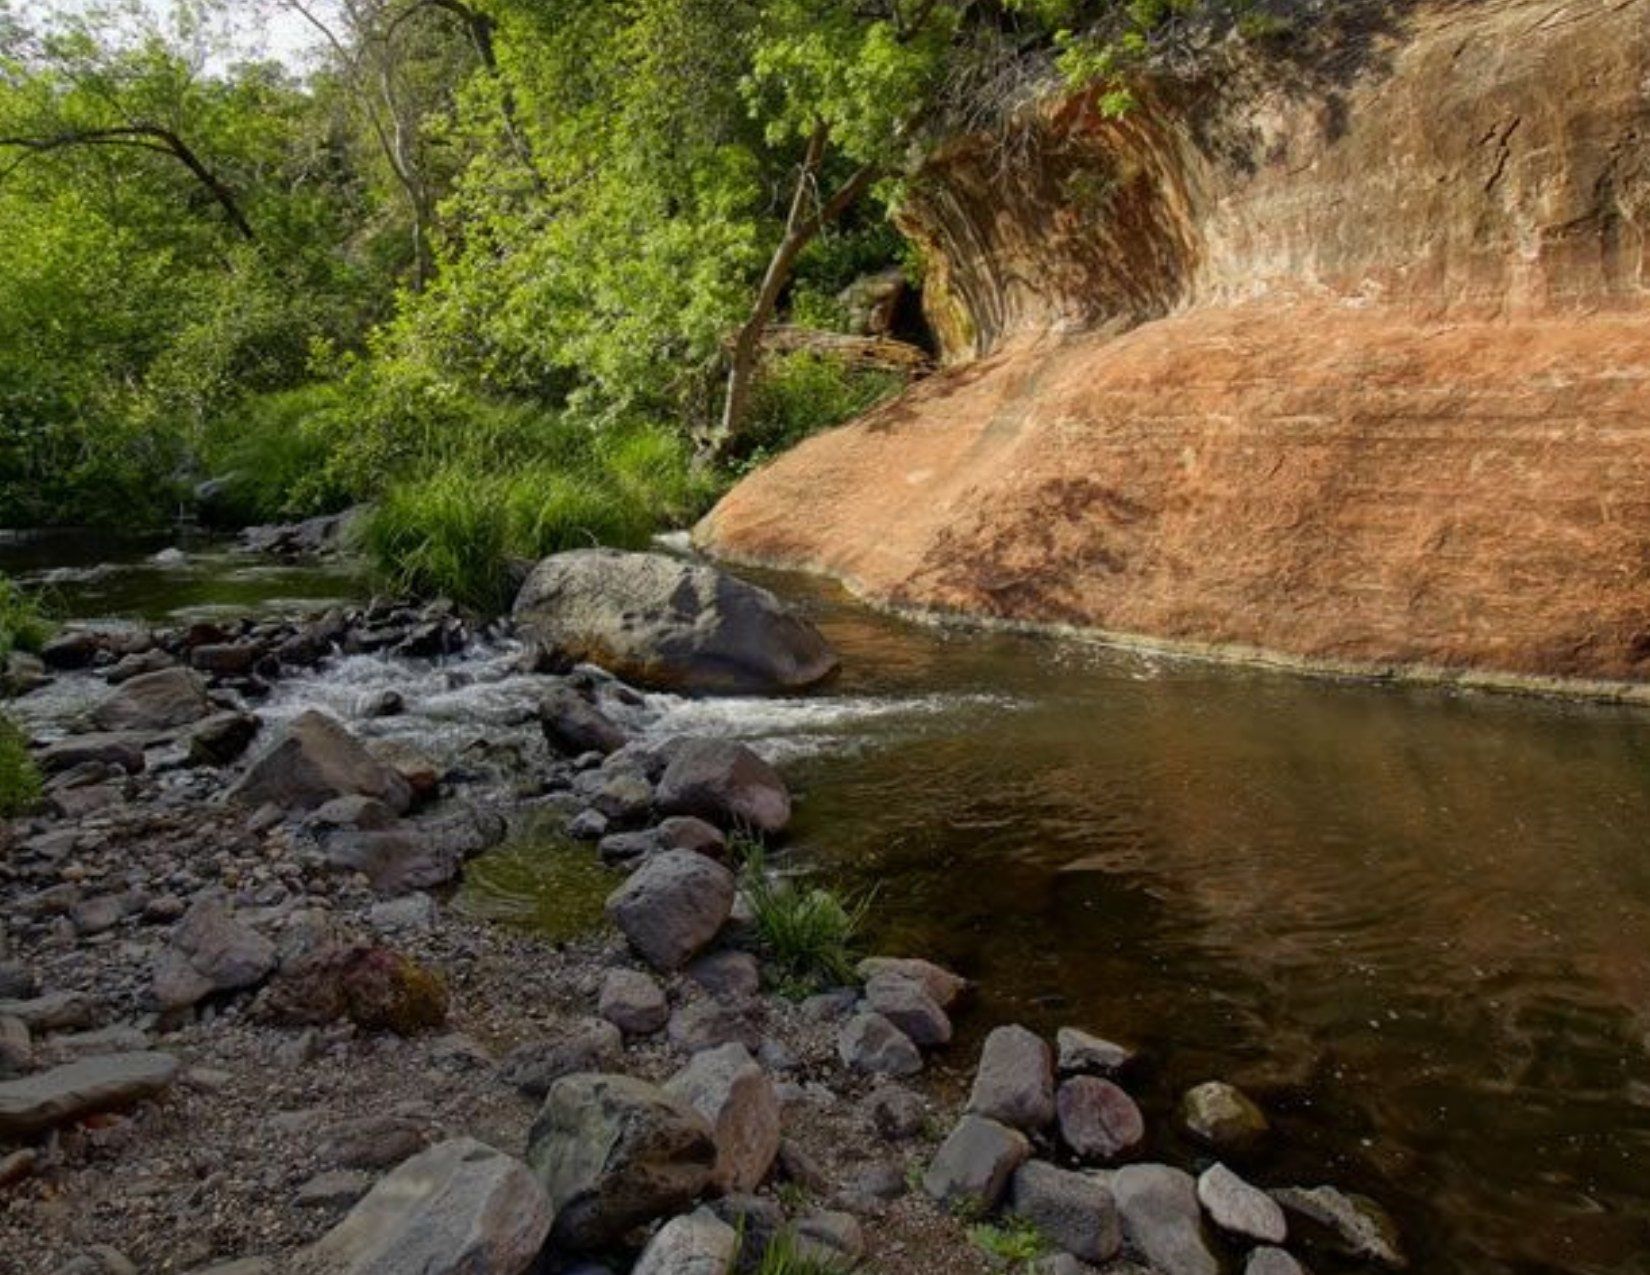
[299,1137,552,1275]
[1057,1027,1136,1077]
[669,999,761,1054]
[606,850,735,972]
[863,1083,927,1140]
[837,1012,922,1077]
[41,631,102,671]
[186,712,260,766]
[0,1051,179,1138]
[633,1208,738,1275]
[540,685,628,757]
[598,968,669,1037]
[1102,1164,1221,1275]
[498,1019,624,1098]
[512,549,838,694]
[1198,1163,1286,1244]
[88,667,210,733]
[1009,1160,1123,1265]
[922,1114,1031,1212]
[152,898,277,1010]
[1272,1185,1406,1269]
[968,1024,1055,1132]
[1246,1248,1309,1275]
[38,733,145,776]
[687,949,761,1000]
[857,956,969,1009]
[666,1041,782,1192]
[1180,1080,1269,1151]
[526,1072,717,1251]
[368,739,442,804]
[358,689,404,719]
[864,971,952,1046]
[228,710,412,814]
[1057,1076,1145,1163]
[191,644,259,677]
[656,739,791,834]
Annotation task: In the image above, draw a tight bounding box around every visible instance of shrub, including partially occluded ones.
[738,351,905,472]
[0,716,41,817]
[0,577,52,658]
[200,383,356,524]
[740,846,871,994]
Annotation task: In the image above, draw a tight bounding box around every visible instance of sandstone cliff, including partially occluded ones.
[699,0,1650,691]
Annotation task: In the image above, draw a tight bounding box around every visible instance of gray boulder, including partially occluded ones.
[298,1137,551,1275]
[656,739,791,834]
[228,710,412,813]
[87,668,210,733]
[512,549,837,694]
[632,1208,738,1275]
[152,898,276,1010]
[1008,1160,1122,1265]
[1102,1164,1221,1275]
[598,968,669,1036]
[837,1012,922,1078]
[1198,1163,1286,1244]
[323,806,506,895]
[968,1024,1055,1131]
[540,686,628,757]
[665,1042,781,1192]
[864,972,951,1046]
[1057,1076,1145,1163]
[527,1073,717,1251]
[0,1052,179,1138]
[922,1114,1030,1213]
[606,851,735,972]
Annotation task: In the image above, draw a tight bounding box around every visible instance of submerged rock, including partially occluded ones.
[512,549,838,694]
[1180,1080,1269,1151]
[1056,1026,1136,1076]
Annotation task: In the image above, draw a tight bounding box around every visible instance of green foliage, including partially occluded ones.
[0,577,52,657]
[740,845,872,994]
[738,352,905,472]
[967,1217,1054,1266]
[753,1228,854,1275]
[0,716,41,817]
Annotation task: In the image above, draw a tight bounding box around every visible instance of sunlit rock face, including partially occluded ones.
[701,0,1650,687]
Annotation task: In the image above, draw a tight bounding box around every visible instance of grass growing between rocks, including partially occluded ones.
[0,576,53,657]
[754,1229,855,1275]
[0,716,41,816]
[739,844,872,995]
[967,1217,1054,1267]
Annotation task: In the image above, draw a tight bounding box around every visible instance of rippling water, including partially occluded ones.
[12,533,1650,1272]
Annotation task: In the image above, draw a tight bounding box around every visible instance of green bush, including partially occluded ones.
[200,383,357,524]
[0,716,41,817]
[967,1217,1053,1266]
[0,577,52,658]
[739,351,905,472]
[740,846,872,994]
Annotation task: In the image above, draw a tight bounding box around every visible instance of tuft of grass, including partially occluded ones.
[753,1228,854,1275]
[0,716,41,816]
[737,350,905,474]
[740,845,872,995]
[0,576,53,658]
[967,1217,1053,1267]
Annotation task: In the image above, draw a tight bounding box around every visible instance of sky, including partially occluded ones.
[16,0,329,69]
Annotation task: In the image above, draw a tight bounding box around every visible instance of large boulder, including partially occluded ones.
[298,1137,551,1275]
[655,738,791,834]
[0,1052,179,1138]
[511,549,838,694]
[606,850,736,972]
[665,1042,782,1192]
[527,1073,717,1251]
[227,710,412,813]
[87,668,210,733]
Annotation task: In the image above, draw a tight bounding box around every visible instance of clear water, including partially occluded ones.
[13,533,1650,1272]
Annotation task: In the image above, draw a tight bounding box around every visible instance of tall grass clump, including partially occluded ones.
[0,716,41,816]
[752,1228,854,1275]
[0,576,52,658]
[739,844,872,994]
[739,350,905,472]
[200,383,356,524]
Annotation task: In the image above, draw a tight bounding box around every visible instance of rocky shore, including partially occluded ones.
[2,546,1404,1275]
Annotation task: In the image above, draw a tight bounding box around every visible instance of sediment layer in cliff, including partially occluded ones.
[699,0,1650,688]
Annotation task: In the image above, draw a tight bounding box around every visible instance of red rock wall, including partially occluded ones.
[699,0,1650,689]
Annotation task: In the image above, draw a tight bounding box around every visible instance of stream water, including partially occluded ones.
[7,532,1650,1275]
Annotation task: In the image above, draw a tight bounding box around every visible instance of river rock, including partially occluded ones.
[298,1137,552,1275]
[863,1083,927,1140]
[1180,1080,1269,1151]
[512,549,838,694]
[606,850,735,972]
[323,806,506,895]
[857,956,968,1008]
[598,968,669,1036]
[655,738,791,834]
[227,710,412,813]
[633,1208,738,1275]
[191,643,259,677]
[837,1012,922,1077]
[88,667,210,733]
[527,1072,717,1251]
[794,1210,865,1263]
[41,631,101,670]
[1272,1185,1406,1269]
[540,685,628,756]
[186,712,260,766]
[687,949,761,999]
[666,1041,781,1192]
[1199,1163,1286,1244]
[0,991,95,1032]
[38,733,145,776]
[968,1024,1055,1131]
[259,945,448,1035]
[669,999,760,1054]
[922,1114,1031,1212]
[153,898,277,1010]
[0,1052,179,1138]
[498,1018,623,1098]
[1247,1247,1309,1275]
[864,971,952,1046]
[1009,1160,1123,1265]
[0,1016,30,1076]
[1057,1075,1145,1163]
[1102,1164,1221,1275]
[1056,1026,1136,1076]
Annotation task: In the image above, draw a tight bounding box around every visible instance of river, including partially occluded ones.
[7,531,1649,1274]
